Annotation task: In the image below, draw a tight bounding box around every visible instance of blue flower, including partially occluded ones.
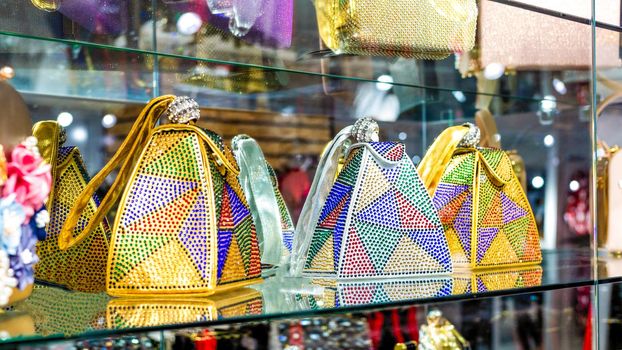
[0,196,26,255]
[8,224,38,290]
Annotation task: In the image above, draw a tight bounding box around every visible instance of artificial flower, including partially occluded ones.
[31,208,49,241]
[2,142,51,222]
[9,224,38,290]
[0,145,6,187]
[0,250,16,306]
[0,195,26,255]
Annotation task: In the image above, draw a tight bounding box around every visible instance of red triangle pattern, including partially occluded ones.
[395,191,436,230]
[126,187,198,235]
[319,193,350,229]
[341,284,376,305]
[438,191,469,227]
[219,188,234,231]
[341,227,377,277]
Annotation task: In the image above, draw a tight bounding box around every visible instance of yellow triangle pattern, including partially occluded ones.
[356,160,390,212]
[478,270,520,291]
[452,277,470,294]
[480,230,519,266]
[221,238,245,283]
[383,235,444,275]
[117,240,203,288]
[383,280,447,300]
[309,237,334,272]
[445,228,469,266]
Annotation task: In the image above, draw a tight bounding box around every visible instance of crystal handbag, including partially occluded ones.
[58,95,262,296]
[291,118,452,278]
[315,0,477,58]
[418,124,542,269]
[457,0,621,76]
[231,134,295,267]
[32,121,111,292]
[107,288,262,328]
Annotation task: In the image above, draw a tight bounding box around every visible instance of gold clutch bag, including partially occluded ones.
[315,0,477,58]
[32,121,111,292]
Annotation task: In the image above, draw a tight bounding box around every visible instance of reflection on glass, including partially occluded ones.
[30,0,61,12]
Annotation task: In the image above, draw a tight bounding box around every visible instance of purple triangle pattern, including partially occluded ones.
[454,196,473,258]
[121,174,198,227]
[226,184,251,226]
[333,192,352,271]
[432,183,469,211]
[476,227,499,264]
[357,190,401,229]
[476,278,487,292]
[319,182,352,223]
[500,192,528,224]
[217,230,233,279]
[178,193,208,279]
[369,142,396,156]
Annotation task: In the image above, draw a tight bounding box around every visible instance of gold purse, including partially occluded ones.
[315,0,477,58]
[33,121,111,292]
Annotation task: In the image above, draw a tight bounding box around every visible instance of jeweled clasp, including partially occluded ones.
[164,96,201,124]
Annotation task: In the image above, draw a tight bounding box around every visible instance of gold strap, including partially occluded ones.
[418,124,471,197]
[58,95,175,250]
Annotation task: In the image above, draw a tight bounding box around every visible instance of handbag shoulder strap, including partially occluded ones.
[58,95,175,250]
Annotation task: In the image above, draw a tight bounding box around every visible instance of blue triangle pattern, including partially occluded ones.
[356,190,401,229]
[408,227,451,270]
[226,184,251,226]
[319,182,352,223]
[217,230,233,279]
[333,192,352,271]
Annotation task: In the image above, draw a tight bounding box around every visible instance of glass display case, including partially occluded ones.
[0,0,618,348]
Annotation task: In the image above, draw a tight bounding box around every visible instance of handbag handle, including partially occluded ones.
[58,96,238,250]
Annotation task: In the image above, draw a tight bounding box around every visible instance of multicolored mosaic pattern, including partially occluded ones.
[453,266,543,294]
[303,142,452,278]
[107,127,261,295]
[35,147,111,292]
[433,148,542,269]
[268,164,295,255]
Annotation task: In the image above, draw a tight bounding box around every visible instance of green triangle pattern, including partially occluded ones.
[233,215,253,273]
[338,149,364,187]
[144,133,200,181]
[354,220,403,272]
[305,228,333,269]
[111,233,172,282]
[441,153,475,185]
[504,215,531,256]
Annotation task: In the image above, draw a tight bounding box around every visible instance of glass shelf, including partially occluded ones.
[0,0,608,105]
[0,249,619,346]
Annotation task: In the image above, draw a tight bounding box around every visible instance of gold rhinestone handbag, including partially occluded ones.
[315,0,477,58]
[32,121,111,292]
[418,124,542,269]
[58,95,262,296]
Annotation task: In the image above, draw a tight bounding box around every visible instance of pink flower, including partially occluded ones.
[2,144,51,222]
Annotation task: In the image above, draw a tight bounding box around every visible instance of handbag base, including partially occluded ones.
[106,277,263,298]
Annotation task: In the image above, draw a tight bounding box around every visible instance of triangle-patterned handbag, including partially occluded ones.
[418,123,542,269]
[291,118,452,278]
[32,121,111,292]
[231,135,295,267]
[58,96,262,296]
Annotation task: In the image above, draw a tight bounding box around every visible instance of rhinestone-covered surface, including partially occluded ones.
[433,148,542,269]
[35,147,111,292]
[13,285,110,336]
[107,290,263,328]
[303,142,452,278]
[452,266,543,294]
[268,164,296,255]
[108,128,261,295]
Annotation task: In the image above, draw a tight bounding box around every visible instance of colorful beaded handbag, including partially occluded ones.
[231,135,295,267]
[291,118,452,278]
[418,123,542,270]
[58,96,262,296]
[32,121,111,292]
